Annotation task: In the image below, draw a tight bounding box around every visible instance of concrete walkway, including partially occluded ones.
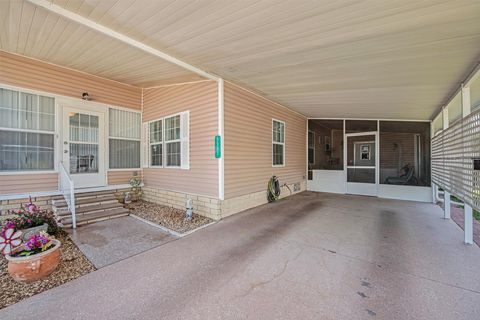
[2,192,480,319]
[67,216,176,268]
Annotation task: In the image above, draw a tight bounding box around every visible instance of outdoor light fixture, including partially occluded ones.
[81,92,91,101]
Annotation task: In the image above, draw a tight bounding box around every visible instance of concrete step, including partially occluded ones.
[60,207,130,227]
[52,195,117,209]
[51,190,117,201]
[74,190,117,200]
[55,202,124,217]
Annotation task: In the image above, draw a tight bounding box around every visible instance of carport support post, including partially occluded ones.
[461,84,473,245]
[431,183,437,203]
[464,204,473,244]
[443,190,451,219]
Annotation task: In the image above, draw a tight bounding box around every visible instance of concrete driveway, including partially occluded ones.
[2,192,480,319]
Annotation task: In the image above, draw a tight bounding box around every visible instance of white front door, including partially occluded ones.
[62,107,106,188]
[346,132,378,196]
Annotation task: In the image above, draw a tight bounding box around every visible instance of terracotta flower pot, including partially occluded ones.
[5,239,61,283]
[20,223,49,241]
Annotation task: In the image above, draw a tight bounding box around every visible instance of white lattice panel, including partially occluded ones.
[431,110,480,211]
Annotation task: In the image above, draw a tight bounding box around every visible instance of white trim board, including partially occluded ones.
[218,79,225,200]
[378,185,433,203]
[307,170,345,194]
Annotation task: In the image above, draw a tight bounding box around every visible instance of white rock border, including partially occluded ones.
[129,213,217,238]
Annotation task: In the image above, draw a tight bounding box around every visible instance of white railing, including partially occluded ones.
[59,162,76,229]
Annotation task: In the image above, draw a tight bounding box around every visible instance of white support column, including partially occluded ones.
[443,190,451,219]
[461,84,473,245]
[217,79,224,201]
[461,85,471,117]
[431,183,437,203]
[464,204,473,245]
[441,108,450,219]
[442,107,449,130]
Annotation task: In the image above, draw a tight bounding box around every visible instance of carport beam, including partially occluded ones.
[27,0,219,81]
[443,191,451,219]
[464,205,473,244]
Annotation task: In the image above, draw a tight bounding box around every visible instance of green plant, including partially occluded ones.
[474,209,480,222]
[129,175,142,188]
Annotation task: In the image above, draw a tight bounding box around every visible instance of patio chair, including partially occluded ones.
[385,164,417,185]
[77,155,95,172]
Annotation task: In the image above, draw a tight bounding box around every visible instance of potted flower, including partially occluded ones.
[2,230,61,283]
[128,175,142,202]
[1,197,60,241]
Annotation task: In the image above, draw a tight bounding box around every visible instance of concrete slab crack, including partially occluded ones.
[238,247,304,298]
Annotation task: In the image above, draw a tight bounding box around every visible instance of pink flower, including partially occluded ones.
[0,228,22,255]
[24,196,38,213]
[24,234,49,251]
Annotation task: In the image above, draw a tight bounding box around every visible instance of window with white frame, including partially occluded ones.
[149,119,162,166]
[272,119,285,166]
[146,112,189,169]
[108,108,141,169]
[0,88,55,172]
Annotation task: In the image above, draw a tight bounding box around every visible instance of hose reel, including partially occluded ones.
[267,176,281,202]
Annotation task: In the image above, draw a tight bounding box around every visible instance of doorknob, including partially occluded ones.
[64,150,68,153]
[64,141,68,145]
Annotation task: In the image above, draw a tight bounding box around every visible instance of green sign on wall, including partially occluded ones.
[215,135,221,158]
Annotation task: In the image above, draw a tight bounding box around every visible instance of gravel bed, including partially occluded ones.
[126,200,214,234]
[0,232,95,310]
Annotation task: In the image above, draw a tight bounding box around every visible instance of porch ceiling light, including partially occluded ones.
[81,92,91,101]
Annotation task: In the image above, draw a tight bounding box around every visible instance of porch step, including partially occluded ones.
[60,207,130,228]
[56,202,125,217]
[52,195,118,212]
[52,190,129,228]
[51,190,117,201]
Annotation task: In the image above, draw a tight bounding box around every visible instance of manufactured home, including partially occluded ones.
[0,0,479,245]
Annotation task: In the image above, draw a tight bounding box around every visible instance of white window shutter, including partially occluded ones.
[142,122,149,167]
[180,111,190,169]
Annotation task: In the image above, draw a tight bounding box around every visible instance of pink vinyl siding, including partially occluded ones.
[0,50,142,110]
[143,81,219,198]
[0,50,142,196]
[107,170,140,186]
[224,82,307,199]
[0,173,58,196]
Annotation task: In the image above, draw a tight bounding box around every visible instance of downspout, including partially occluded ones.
[218,79,225,201]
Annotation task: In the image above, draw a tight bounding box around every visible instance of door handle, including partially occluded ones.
[64,150,68,154]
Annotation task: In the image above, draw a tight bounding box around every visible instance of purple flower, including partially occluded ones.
[24,234,50,251]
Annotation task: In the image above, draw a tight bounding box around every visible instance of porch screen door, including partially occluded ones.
[346,132,378,196]
[62,108,106,188]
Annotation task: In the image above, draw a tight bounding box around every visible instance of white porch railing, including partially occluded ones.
[59,162,76,229]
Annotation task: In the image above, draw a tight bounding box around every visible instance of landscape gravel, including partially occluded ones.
[126,200,214,234]
[0,233,95,310]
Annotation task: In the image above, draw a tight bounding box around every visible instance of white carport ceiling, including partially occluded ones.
[3,0,480,120]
